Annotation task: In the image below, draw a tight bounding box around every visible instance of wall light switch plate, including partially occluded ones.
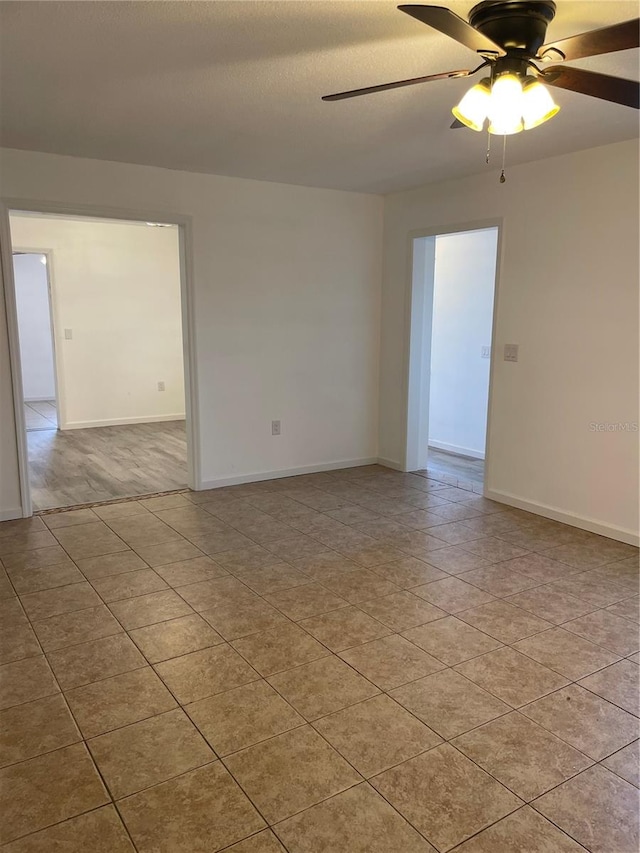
[504,344,519,363]
[157,381,165,392]
[272,420,281,436]
[481,346,491,359]
[64,329,73,340]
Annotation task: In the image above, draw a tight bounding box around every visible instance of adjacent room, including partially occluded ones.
[0,2,638,853]
[9,212,188,511]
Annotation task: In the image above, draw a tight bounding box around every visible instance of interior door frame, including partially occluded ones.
[403,217,503,494]
[0,199,200,517]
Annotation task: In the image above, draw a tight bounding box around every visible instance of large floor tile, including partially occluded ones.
[578,658,639,716]
[453,805,589,852]
[0,694,80,768]
[458,600,552,644]
[53,522,128,560]
[154,643,259,703]
[370,555,449,587]
[454,647,569,708]
[274,783,437,852]
[402,616,502,665]
[119,761,265,852]
[0,743,108,845]
[513,626,620,680]
[357,590,446,631]
[129,613,224,663]
[339,633,445,690]
[314,694,441,777]
[461,564,540,597]
[109,589,194,629]
[76,550,148,580]
[298,606,390,651]
[0,805,135,852]
[505,586,598,624]
[186,679,304,756]
[231,622,329,676]
[47,632,146,689]
[220,829,287,852]
[133,538,204,567]
[224,725,361,824]
[154,556,228,586]
[452,711,592,800]
[201,595,290,640]
[8,562,84,595]
[264,582,349,620]
[19,581,102,621]
[521,684,639,760]
[0,655,59,710]
[563,608,640,656]
[317,568,401,604]
[0,618,41,664]
[390,668,510,739]
[91,568,169,602]
[533,765,639,853]
[88,707,215,798]
[65,666,177,737]
[371,743,522,852]
[32,604,122,651]
[268,654,379,720]
[412,577,495,613]
[602,740,640,787]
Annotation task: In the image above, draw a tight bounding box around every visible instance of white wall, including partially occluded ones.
[428,228,498,459]
[13,253,56,401]
[10,215,185,429]
[380,139,639,543]
[0,147,383,517]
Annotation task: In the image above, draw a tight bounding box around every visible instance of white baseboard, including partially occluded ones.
[484,488,639,547]
[377,457,404,471]
[61,414,186,430]
[0,507,24,522]
[199,457,379,490]
[428,441,485,460]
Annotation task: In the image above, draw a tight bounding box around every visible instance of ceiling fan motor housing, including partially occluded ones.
[469,0,556,56]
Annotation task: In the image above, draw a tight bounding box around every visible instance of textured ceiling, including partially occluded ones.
[0,1,638,193]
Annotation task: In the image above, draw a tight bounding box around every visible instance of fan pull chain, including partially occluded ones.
[500,134,507,183]
[486,130,491,165]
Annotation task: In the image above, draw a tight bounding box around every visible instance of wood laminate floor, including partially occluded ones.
[417,448,485,489]
[27,420,187,511]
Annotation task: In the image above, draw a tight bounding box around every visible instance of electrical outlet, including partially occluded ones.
[481,346,491,359]
[157,381,165,391]
[271,420,281,436]
[504,344,519,363]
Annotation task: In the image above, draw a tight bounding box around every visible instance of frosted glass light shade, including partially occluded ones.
[488,74,524,135]
[522,79,560,129]
[452,79,491,132]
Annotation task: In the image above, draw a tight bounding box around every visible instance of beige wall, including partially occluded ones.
[381,139,639,542]
[10,214,185,429]
[0,148,383,518]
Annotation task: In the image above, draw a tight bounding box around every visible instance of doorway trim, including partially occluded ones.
[402,218,503,493]
[0,198,200,517]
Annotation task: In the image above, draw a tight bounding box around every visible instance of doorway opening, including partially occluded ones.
[7,209,195,513]
[405,224,500,491]
[13,252,59,432]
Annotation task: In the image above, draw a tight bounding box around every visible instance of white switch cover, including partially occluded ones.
[64,329,73,340]
[504,344,519,362]
[272,420,281,436]
[481,346,491,359]
[157,381,165,392]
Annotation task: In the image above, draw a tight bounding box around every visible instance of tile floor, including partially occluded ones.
[0,465,638,852]
[24,400,58,431]
[424,449,484,488]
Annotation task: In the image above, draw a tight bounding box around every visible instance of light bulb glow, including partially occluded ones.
[488,74,523,135]
[451,79,491,132]
[522,79,560,129]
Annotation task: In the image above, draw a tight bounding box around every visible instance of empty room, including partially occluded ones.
[0,3,638,853]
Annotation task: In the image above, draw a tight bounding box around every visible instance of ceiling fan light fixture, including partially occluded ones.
[521,78,560,129]
[451,78,491,131]
[488,73,524,135]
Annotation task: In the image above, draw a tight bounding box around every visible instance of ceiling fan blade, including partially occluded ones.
[322,68,472,101]
[539,18,639,62]
[450,118,465,128]
[543,66,639,109]
[398,5,505,56]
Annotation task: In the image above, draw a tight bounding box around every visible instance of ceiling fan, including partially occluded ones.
[322,2,639,137]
